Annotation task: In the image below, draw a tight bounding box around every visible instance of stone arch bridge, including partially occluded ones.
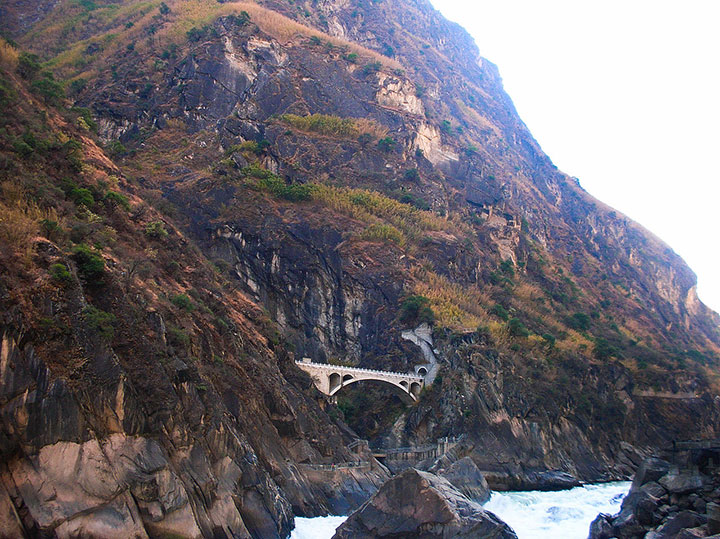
[296,359,426,402]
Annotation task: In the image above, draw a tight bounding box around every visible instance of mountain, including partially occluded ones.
[1,0,719,536]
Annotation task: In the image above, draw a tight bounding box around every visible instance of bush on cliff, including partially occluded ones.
[399,295,435,326]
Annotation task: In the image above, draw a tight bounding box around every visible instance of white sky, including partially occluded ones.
[429,0,720,315]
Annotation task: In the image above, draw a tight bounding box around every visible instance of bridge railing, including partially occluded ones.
[295,360,423,380]
[298,462,371,471]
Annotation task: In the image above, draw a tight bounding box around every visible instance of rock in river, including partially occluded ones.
[332,468,517,538]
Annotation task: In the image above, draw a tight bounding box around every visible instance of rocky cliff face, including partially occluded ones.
[1,0,720,535]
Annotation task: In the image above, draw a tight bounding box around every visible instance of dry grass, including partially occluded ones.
[0,182,51,258]
[410,266,491,330]
[555,329,595,356]
[221,2,402,69]
[0,39,19,70]
[42,0,401,79]
[163,0,401,69]
[277,113,388,140]
[310,184,450,243]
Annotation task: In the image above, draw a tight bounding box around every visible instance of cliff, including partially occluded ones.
[0,0,719,535]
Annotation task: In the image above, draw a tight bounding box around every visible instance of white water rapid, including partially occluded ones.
[288,481,630,539]
[289,516,348,539]
[484,481,630,538]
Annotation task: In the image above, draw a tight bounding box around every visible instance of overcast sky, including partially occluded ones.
[429,0,720,315]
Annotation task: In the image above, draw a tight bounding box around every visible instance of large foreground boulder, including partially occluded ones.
[332,468,517,538]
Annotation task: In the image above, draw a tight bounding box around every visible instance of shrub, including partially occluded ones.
[170,293,195,312]
[107,141,128,156]
[362,61,382,76]
[399,295,435,325]
[31,73,65,104]
[49,263,71,284]
[41,219,62,240]
[104,191,130,211]
[245,167,312,201]
[357,133,373,146]
[12,139,34,158]
[594,338,618,360]
[82,305,115,340]
[377,137,395,152]
[159,1,170,14]
[397,191,430,211]
[566,312,591,331]
[508,318,529,338]
[489,304,509,321]
[360,223,405,246]
[499,259,515,276]
[17,52,40,79]
[167,326,190,349]
[69,78,88,95]
[145,221,168,238]
[69,187,94,207]
[71,244,105,282]
[344,52,358,63]
[403,168,419,181]
[542,333,557,347]
[440,120,453,135]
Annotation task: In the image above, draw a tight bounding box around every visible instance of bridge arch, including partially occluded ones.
[296,360,424,402]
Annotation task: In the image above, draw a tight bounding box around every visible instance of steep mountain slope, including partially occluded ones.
[1,0,719,535]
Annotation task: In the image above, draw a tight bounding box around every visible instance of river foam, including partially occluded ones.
[289,515,348,539]
[288,481,630,539]
[484,481,630,538]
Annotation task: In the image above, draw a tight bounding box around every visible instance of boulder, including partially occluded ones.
[332,468,517,538]
[439,457,491,504]
[524,470,581,491]
[640,481,668,500]
[588,513,615,539]
[632,458,671,489]
[646,510,707,539]
[659,473,704,495]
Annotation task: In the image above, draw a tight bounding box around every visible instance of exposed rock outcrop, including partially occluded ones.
[332,468,517,538]
[590,458,720,539]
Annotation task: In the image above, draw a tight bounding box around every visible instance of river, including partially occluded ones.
[289,481,630,538]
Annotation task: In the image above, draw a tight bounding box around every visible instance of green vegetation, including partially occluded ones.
[360,223,405,246]
[145,221,168,238]
[167,326,190,349]
[69,187,94,207]
[403,168,419,181]
[170,293,195,312]
[278,113,357,137]
[396,191,430,211]
[31,73,65,104]
[82,305,116,340]
[362,61,381,76]
[104,191,130,211]
[49,263,72,284]
[377,137,395,152]
[566,312,591,331]
[489,304,509,321]
[508,317,530,338]
[276,113,385,140]
[399,295,435,326]
[243,165,312,201]
[71,243,105,282]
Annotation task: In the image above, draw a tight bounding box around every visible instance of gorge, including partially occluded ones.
[0,0,719,537]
